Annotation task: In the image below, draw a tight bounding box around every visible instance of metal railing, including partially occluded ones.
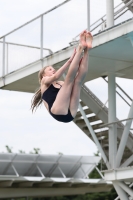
[82,83,133,134]
[70,0,133,44]
[0,0,133,78]
[0,41,53,75]
[0,0,72,77]
[103,77,133,107]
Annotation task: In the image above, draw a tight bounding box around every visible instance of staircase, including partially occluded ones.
[122,0,133,13]
[74,83,133,168]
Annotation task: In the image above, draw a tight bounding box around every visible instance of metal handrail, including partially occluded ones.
[0,41,53,54]
[72,0,132,41]
[0,0,72,77]
[81,84,133,132]
[0,0,72,39]
[100,118,133,128]
[103,77,132,107]
[114,0,133,16]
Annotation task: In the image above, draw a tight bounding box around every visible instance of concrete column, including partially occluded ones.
[87,0,90,30]
[106,0,114,28]
[108,73,117,168]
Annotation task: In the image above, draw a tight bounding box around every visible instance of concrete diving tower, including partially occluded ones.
[1,1,133,198]
[1,18,133,199]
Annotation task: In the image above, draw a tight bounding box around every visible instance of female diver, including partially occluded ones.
[31,30,93,123]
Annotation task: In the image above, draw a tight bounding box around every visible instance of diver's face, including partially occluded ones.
[44,66,56,76]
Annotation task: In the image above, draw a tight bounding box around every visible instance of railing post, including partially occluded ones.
[40,15,43,64]
[87,0,90,31]
[6,43,8,74]
[2,37,5,77]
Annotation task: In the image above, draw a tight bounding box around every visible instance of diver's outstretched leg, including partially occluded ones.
[69,32,93,117]
[50,31,87,115]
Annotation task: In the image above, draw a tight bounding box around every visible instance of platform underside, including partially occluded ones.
[0,178,112,199]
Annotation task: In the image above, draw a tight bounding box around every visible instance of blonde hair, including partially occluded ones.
[31,66,50,112]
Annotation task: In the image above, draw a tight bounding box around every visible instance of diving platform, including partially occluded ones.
[0,153,112,199]
[1,18,133,92]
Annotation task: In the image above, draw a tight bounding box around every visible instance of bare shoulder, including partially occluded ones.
[41,74,56,85]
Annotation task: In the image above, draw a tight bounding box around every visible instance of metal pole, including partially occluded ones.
[6,43,8,74]
[106,0,114,28]
[108,73,117,168]
[116,100,133,167]
[40,15,43,61]
[2,37,5,77]
[113,181,129,200]
[87,0,90,31]
[79,102,110,169]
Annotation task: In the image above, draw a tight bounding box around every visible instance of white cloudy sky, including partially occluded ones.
[0,0,133,155]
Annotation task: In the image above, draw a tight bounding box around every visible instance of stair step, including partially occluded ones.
[75,115,100,126]
[92,123,105,130]
[96,130,108,137]
[75,108,93,118]
[83,122,104,131]
[80,101,87,108]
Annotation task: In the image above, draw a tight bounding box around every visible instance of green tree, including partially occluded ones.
[19,150,26,154]
[5,145,13,153]
[30,148,41,154]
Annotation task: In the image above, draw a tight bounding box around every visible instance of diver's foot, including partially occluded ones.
[86,31,93,49]
[79,30,87,50]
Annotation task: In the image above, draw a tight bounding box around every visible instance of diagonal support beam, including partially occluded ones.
[66,156,82,177]
[121,154,133,167]
[79,102,110,169]
[116,100,133,167]
[11,164,19,177]
[2,154,17,175]
[117,181,133,197]
[36,165,45,178]
[113,181,129,200]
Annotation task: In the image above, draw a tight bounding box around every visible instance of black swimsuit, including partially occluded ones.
[42,84,74,123]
